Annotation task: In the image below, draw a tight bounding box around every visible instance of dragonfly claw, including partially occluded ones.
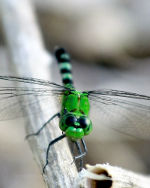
[43,160,49,174]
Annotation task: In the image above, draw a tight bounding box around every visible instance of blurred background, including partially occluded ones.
[1,0,150,187]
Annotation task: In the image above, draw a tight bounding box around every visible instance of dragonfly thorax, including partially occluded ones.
[60,90,92,140]
[62,90,90,115]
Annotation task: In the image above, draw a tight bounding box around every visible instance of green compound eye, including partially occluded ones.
[84,123,92,136]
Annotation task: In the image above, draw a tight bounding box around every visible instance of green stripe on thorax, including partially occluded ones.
[62,90,90,116]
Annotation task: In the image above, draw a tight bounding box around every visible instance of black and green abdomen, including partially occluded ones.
[55,48,73,86]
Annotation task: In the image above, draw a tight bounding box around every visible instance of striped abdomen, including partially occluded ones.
[55,47,73,86]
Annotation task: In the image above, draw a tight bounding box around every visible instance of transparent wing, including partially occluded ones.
[86,89,150,140]
[0,76,66,120]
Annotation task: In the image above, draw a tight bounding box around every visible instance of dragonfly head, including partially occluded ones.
[60,113,92,141]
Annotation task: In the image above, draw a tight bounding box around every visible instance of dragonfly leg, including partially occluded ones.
[43,133,66,174]
[74,139,87,160]
[75,141,84,170]
[73,139,87,171]
[81,138,87,154]
[25,113,60,139]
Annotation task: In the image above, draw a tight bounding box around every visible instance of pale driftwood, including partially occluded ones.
[0,0,78,188]
[75,164,150,188]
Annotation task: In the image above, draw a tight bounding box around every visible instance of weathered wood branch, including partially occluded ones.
[0,0,78,187]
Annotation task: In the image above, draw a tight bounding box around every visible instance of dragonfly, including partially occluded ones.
[0,47,150,173]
